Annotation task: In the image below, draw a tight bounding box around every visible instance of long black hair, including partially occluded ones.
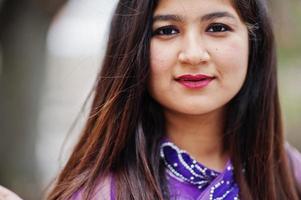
[47,0,299,199]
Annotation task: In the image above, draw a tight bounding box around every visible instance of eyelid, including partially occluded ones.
[206,23,233,32]
[152,25,180,36]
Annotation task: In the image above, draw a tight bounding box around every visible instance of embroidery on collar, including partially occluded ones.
[160,141,240,200]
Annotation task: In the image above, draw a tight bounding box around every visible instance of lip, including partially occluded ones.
[175,74,215,89]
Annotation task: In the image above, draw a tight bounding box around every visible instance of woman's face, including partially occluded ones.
[149,0,249,116]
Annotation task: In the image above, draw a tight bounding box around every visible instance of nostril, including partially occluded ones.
[178,50,210,65]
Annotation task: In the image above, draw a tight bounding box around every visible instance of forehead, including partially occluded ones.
[154,0,238,19]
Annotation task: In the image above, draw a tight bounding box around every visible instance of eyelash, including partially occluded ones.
[152,25,179,36]
[206,23,232,32]
[152,23,232,36]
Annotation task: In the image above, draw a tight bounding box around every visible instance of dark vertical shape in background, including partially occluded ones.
[0,0,66,199]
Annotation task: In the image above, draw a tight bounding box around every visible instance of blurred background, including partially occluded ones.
[0,0,300,199]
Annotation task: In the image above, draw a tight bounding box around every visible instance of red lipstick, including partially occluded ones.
[175,74,214,89]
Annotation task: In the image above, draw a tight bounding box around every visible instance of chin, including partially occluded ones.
[169,107,218,116]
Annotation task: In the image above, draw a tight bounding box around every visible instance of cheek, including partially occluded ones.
[211,37,249,80]
[150,40,178,73]
[149,40,173,93]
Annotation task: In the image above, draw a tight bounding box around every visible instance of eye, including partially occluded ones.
[206,23,231,33]
[152,25,180,36]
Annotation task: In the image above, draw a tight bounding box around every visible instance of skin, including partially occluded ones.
[149,0,249,171]
[0,186,22,200]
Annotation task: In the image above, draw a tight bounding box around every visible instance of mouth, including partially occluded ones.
[175,74,215,89]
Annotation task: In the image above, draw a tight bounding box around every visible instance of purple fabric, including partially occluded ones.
[161,141,239,200]
[70,175,112,200]
[285,143,301,193]
[110,174,115,200]
[72,143,301,199]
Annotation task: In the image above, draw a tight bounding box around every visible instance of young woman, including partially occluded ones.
[47,0,301,199]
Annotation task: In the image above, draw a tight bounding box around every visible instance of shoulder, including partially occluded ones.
[285,142,301,191]
[71,175,113,200]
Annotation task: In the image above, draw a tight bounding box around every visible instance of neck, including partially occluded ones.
[164,108,228,172]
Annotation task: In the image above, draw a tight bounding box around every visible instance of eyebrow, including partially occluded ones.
[153,11,236,23]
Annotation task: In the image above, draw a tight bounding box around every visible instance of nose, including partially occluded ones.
[178,32,210,66]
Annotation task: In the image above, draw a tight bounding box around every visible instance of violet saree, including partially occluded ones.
[160,141,239,200]
[71,142,301,200]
